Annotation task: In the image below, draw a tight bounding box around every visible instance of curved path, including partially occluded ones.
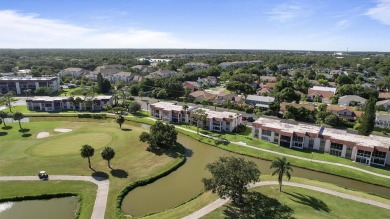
[0,175,109,219]
[172,125,390,179]
[183,181,390,219]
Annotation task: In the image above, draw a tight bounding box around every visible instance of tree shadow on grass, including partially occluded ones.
[285,192,330,212]
[19,128,30,133]
[2,126,12,130]
[224,192,294,219]
[146,143,189,158]
[110,169,128,178]
[22,133,32,137]
[121,128,132,131]
[91,171,109,181]
[0,132,8,136]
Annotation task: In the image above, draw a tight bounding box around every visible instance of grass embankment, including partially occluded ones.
[0,181,97,219]
[0,118,183,219]
[124,116,390,188]
[203,185,390,219]
[144,176,390,219]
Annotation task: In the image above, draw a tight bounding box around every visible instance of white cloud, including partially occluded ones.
[336,19,350,29]
[365,0,390,25]
[0,10,197,48]
[267,3,305,23]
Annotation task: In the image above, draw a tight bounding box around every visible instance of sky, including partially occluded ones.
[0,0,389,51]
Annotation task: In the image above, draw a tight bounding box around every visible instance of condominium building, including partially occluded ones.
[26,96,113,112]
[150,102,242,132]
[252,117,390,166]
[0,76,60,94]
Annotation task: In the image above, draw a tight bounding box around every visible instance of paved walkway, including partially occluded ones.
[183,181,390,219]
[0,175,109,219]
[172,124,390,179]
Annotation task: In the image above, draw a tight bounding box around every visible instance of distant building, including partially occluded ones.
[197,76,218,87]
[130,65,153,73]
[0,76,60,94]
[307,86,336,103]
[326,105,362,121]
[376,114,390,129]
[150,101,242,132]
[59,68,90,78]
[218,60,262,69]
[252,117,390,166]
[106,72,134,84]
[245,95,275,108]
[280,102,316,113]
[183,81,200,92]
[184,62,210,69]
[26,96,113,111]
[147,69,177,78]
[376,100,390,111]
[188,90,216,103]
[338,95,367,106]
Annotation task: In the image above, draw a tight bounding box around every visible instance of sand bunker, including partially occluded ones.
[37,132,50,139]
[54,128,73,133]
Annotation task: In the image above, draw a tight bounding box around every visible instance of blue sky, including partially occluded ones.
[0,0,389,51]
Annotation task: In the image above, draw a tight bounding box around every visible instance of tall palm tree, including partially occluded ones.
[80,144,95,169]
[101,146,115,168]
[13,112,24,130]
[270,156,293,192]
[182,104,189,123]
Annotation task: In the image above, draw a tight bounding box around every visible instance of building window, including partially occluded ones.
[262,130,272,136]
[357,149,371,158]
[292,135,304,148]
[330,142,343,157]
[371,150,386,166]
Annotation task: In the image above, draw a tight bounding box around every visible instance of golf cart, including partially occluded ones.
[38,171,49,180]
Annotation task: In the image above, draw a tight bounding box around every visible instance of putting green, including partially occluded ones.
[31,133,113,156]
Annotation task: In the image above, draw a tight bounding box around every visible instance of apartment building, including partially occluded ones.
[252,117,390,166]
[26,96,113,111]
[150,102,242,132]
[0,76,60,94]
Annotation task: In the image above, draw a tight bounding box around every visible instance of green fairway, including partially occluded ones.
[31,132,113,156]
[0,118,183,219]
[202,185,390,219]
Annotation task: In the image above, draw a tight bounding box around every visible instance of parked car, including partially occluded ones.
[247,117,254,122]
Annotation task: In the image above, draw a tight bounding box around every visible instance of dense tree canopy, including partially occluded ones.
[139,121,178,149]
[202,156,260,204]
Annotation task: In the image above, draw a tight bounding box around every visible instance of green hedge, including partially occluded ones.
[0,193,81,218]
[77,114,107,119]
[116,148,186,218]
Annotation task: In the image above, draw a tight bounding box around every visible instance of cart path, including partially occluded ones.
[183,180,390,219]
[0,175,109,219]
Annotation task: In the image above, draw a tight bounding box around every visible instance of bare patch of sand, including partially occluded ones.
[37,132,50,139]
[54,128,73,133]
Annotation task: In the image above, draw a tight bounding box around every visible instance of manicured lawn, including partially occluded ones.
[0,118,183,219]
[144,176,390,219]
[202,185,390,219]
[0,181,97,219]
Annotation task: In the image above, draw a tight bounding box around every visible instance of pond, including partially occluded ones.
[121,132,390,217]
[0,196,78,219]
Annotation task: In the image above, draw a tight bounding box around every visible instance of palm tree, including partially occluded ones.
[67,96,75,110]
[192,109,207,134]
[13,112,24,130]
[80,144,95,169]
[182,104,189,123]
[0,111,8,127]
[116,115,125,129]
[101,146,115,168]
[270,156,293,192]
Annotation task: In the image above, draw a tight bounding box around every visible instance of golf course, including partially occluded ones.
[0,116,389,219]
